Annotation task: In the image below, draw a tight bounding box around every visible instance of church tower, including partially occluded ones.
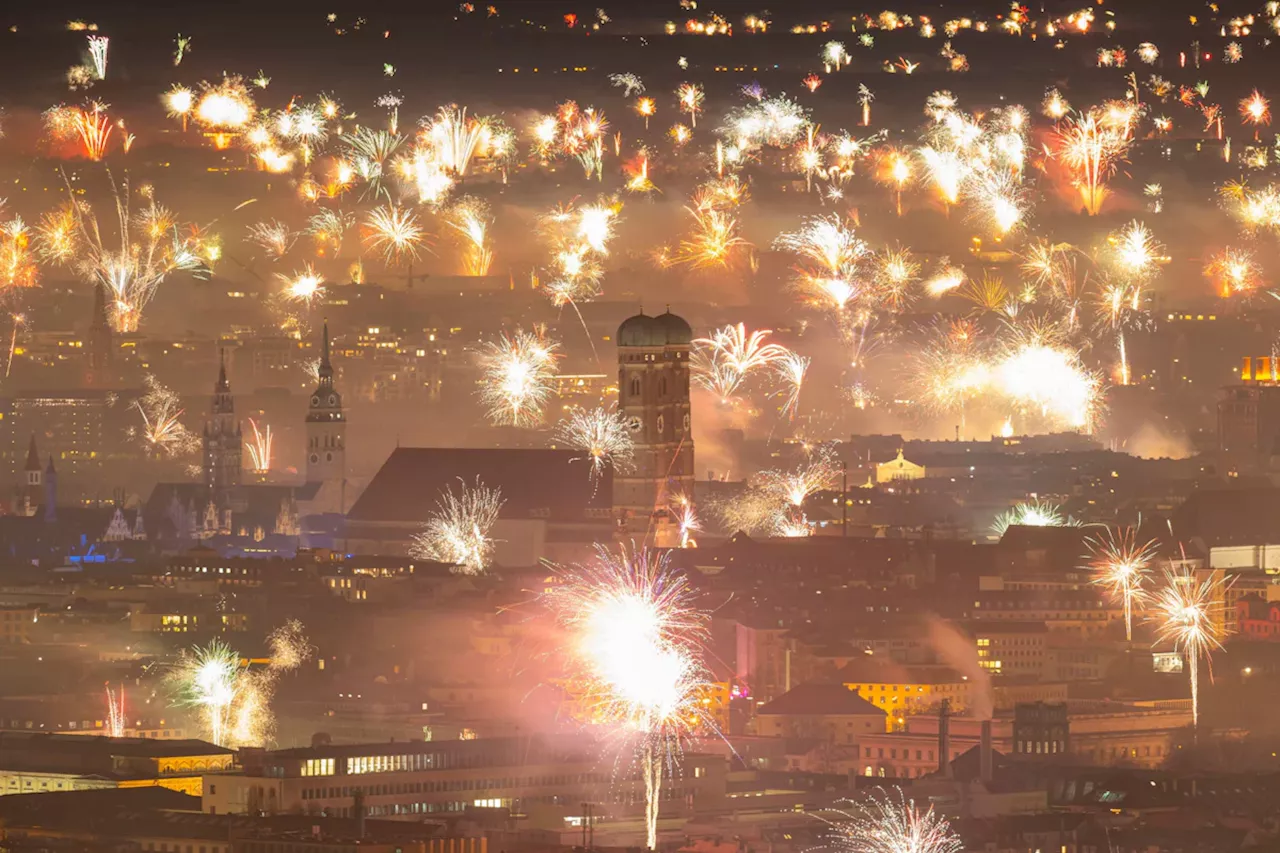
[18,434,42,517]
[305,322,346,494]
[613,309,695,545]
[85,281,113,387]
[203,350,243,493]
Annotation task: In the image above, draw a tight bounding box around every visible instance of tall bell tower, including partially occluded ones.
[306,322,346,492]
[203,350,242,493]
[613,308,695,546]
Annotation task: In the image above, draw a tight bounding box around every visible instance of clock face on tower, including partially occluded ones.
[657,415,665,433]
[627,416,642,432]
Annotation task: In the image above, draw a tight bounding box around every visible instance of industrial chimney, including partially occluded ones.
[938,699,952,778]
[980,719,993,784]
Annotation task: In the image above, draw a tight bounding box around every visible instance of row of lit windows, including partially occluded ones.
[301,758,335,777]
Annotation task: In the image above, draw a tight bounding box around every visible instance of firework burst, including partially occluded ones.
[410,477,504,574]
[132,375,200,458]
[821,790,963,853]
[555,407,636,485]
[1087,526,1157,642]
[1153,568,1227,730]
[170,622,309,747]
[476,328,560,426]
[544,544,715,850]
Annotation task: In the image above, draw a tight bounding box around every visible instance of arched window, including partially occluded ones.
[630,378,641,396]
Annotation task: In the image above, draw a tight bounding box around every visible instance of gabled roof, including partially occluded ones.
[347,447,610,523]
[756,683,887,717]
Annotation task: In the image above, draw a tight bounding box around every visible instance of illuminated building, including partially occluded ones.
[875,449,925,484]
[1218,355,1280,458]
[0,390,123,502]
[613,309,695,546]
[754,683,891,740]
[971,621,1048,676]
[0,732,232,797]
[201,735,727,827]
[840,662,974,720]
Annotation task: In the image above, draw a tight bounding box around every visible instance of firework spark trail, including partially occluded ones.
[668,492,700,548]
[86,35,109,80]
[66,179,209,332]
[45,102,113,160]
[306,210,355,254]
[1056,109,1132,216]
[476,328,561,426]
[410,477,504,574]
[247,418,273,473]
[692,323,791,403]
[133,375,200,458]
[105,684,125,737]
[363,204,427,266]
[990,499,1078,538]
[343,126,405,201]
[722,95,810,149]
[444,197,494,276]
[544,545,716,849]
[195,76,254,131]
[821,789,963,853]
[676,82,704,128]
[1205,247,1261,298]
[554,407,635,485]
[425,104,492,176]
[246,219,296,260]
[775,214,871,314]
[775,352,810,420]
[1086,526,1157,642]
[170,622,311,748]
[1153,568,1227,730]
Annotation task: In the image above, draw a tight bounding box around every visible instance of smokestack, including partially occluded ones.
[938,699,951,778]
[354,789,366,839]
[980,719,993,783]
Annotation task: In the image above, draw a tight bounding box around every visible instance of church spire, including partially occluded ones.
[216,348,230,393]
[318,320,333,386]
[24,434,40,472]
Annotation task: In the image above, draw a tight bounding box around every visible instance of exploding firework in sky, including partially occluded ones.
[247,418,273,474]
[692,323,791,404]
[1153,568,1227,730]
[990,499,1078,538]
[133,375,200,458]
[170,621,309,748]
[67,181,209,332]
[821,789,963,853]
[476,328,560,426]
[554,407,636,485]
[545,545,716,850]
[410,477,504,574]
[363,204,427,266]
[1086,526,1157,642]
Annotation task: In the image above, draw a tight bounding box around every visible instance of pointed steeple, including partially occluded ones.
[216,348,230,393]
[318,320,333,386]
[24,434,40,472]
[45,455,55,475]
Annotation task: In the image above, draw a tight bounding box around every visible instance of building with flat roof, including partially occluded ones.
[202,734,727,830]
[0,732,233,797]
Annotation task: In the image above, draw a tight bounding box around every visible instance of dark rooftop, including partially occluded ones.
[347,447,610,523]
[756,683,887,717]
